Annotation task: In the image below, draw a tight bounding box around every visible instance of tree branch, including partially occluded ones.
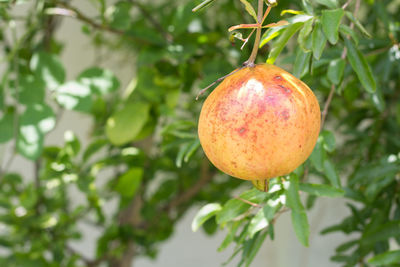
[164,158,213,213]
[129,1,173,43]
[48,4,150,45]
[321,0,361,129]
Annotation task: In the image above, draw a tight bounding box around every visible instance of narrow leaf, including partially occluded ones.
[293,50,311,78]
[299,183,344,197]
[291,210,309,247]
[239,0,258,22]
[344,38,376,93]
[114,168,143,198]
[309,138,324,172]
[327,58,346,85]
[312,22,327,60]
[192,203,222,232]
[345,12,371,38]
[315,0,337,9]
[267,22,304,64]
[192,0,216,12]
[368,250,400,265]
[362,221,400,245]
[323,159,341,188]
[247,209,268,238]
[284,174,303,213]
[339,24,359,45]
[244,231,269,267]
[298,18,314,52]
[281,9,304,16]
[322,130,336,152]
[321,9,344,45]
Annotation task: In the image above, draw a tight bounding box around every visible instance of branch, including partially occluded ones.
[48,4,150,45]
[321,0,361,129]
[129,1,173,43]
[164,158,213,212]
[196,66,245,100]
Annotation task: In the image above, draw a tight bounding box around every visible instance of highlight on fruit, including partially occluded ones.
[198,64,320,186]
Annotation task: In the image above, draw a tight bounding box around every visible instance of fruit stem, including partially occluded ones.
[252,179,269,192]
[245,0,263,67]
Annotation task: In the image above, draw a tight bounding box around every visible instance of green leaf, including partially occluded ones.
[368,250,400,265]
[284,174,304,213]
[344,38,376,93]
[321,130,336,152]
[192,203,222,232]
[335,239,359,253]
[114,168,143,198]
[18,75,45,104]
[323,159,341,188]
[83,139,108,162]
[17,104,56,159]
[339,24,359,45]
[239,0,257,22]
[309,138,324,172]
[267,22,304,64]
[248,208,269,238]
[216,189,267,224]
[184,139,201,163]
[321,9,344,45]
[64,130,80,156]
[345,12,371,38]
[362,221,400,245]
[106,102,150,146]
[291,209,309,247]
[298,18,314,52]
[293,50,311,78]
[78,67,120,95]
[244,231,269,267]
[30,51,65,90]
[315,0,337,9]
[56,81,92,112]
[218,221,241,252]
[192,0,217,12]
[260,15,312,48]
[0,107,15,143]
[299,183,344,197]
[284,176,309,246]
[109,2,131,30]
[312,22,327,60]
[327,58,346,85]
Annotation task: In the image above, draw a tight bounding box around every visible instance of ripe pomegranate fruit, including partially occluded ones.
[198,64,320,181]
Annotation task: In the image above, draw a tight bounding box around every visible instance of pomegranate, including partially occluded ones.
[198,64,320,181]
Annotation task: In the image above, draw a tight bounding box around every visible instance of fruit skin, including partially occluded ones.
[198,64,321,180]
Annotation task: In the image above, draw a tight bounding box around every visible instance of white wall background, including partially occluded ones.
[1,1,356,266]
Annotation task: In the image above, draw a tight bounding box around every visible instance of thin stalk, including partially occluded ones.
[245,0,265,66]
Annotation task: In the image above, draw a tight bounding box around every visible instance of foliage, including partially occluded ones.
[0,0,399,266]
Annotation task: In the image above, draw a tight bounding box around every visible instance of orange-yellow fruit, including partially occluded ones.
[198,64,320,180]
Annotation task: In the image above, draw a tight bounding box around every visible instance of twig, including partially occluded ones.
[196,66,245,100]
[165,158,213,211]
[50,4,150,45]
[342,0,352,9]
[234,196,262,207]
[321,84,335,128]
[321,0,361,129]
[129,1,173,43]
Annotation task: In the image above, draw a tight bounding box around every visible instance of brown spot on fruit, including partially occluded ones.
[237,127,247,136]
[278,84,292,95]
[198,64,320,181]
[281,110,290,121]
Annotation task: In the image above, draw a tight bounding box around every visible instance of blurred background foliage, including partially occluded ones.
[0,0,399,266]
